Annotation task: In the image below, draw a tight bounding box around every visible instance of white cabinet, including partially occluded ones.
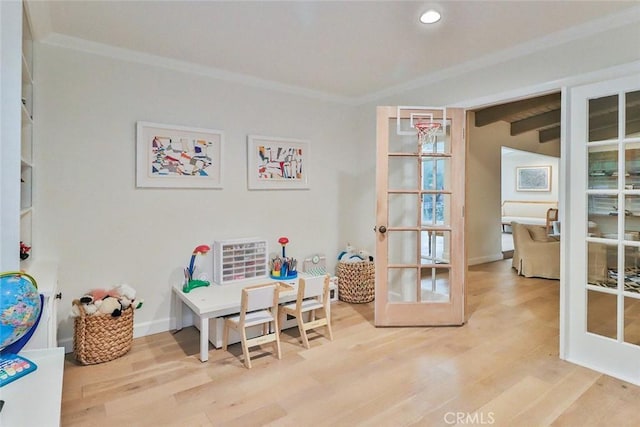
[213,238,269,284]
[23,260,60,350]
[20,0,34,265]
[1,348,65,427]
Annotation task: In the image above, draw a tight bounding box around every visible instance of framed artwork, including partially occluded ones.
[247,135,310,190]
[516,165,551,192]
[136,122,223,188]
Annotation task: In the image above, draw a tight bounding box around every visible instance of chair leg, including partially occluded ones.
[279,308,285,333]
[297,314,310,349]
[325,308,334,341]
[240,327,251,369]
[273,320,282,359]
[222,320,229,351]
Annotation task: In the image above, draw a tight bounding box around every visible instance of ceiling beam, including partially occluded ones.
[511,109,561,136]
[474,93,561,127]
[539,126,560,143]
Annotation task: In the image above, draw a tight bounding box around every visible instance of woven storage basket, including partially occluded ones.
[73,299,133,365]
[337,261,375,303]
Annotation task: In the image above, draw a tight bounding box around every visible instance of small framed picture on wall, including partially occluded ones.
[247,135,310,190]
[136,122,223,189]
[516,165,551,192]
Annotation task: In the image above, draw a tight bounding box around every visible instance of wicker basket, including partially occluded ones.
[73,299,134,365]
[337,261,375,303]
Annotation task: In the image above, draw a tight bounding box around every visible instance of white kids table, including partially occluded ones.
[172,274,335,362]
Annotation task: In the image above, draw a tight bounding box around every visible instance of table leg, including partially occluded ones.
[199,316,209,362]
[174,293,183,331]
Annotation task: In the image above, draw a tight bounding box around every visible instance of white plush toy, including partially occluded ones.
[114,283,143,310]
[337,243,357,261]
[358,249,372,262]
[70,300,98,317]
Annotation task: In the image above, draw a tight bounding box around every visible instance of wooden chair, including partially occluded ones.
[546,208,559,234]
[280,275,333,349]
[222,283,281,368]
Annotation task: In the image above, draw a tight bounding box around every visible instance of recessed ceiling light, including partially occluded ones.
[420,9,441,24]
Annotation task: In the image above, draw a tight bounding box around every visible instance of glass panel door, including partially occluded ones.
[567,75,640,384]
[375,106,465,326]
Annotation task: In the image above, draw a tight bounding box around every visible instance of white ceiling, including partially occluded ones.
[26,1,640,102]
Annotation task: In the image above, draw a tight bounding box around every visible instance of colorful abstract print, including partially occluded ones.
[256,145,303,181]
[151,135,213,177]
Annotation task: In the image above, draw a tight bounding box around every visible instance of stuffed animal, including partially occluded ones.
[71,299,98,317]
[95,296,123,317]
[114,283,135,309]
[338,243,356,261]
[79,288,121,305]
[358,249,373,262]
[73,284,143,318]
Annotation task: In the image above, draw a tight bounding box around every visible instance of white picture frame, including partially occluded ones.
[516,165,551,192]
[247,135,310,190]
[136,121,223,189]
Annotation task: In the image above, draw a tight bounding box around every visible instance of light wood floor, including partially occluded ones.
[61,260,640,427]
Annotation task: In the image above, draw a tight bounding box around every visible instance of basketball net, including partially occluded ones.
[415,121,442,147]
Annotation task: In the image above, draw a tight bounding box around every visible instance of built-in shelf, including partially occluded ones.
[20,0,34,262]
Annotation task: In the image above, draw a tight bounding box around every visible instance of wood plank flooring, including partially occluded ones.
[61,260,640,426]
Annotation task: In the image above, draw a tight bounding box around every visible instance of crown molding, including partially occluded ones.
[38,4,640,107]
[355,5,640,105]
[40,33,356,106]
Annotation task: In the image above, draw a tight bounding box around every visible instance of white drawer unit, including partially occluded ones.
[213,238,268,284]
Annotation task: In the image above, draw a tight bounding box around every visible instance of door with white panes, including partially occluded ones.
[566,74,640,384]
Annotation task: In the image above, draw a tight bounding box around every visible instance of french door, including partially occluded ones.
[566,74,640,384]
[375,106,466,326]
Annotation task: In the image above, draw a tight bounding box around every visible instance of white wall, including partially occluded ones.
[501,148,559,203]
[35,44,359,347]
[466,117,559,265]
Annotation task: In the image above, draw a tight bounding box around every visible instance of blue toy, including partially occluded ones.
[183,245,211,293]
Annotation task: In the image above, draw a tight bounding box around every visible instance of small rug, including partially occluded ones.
[591,269,640,293]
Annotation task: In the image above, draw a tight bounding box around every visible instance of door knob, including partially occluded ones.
[378,225,387,234]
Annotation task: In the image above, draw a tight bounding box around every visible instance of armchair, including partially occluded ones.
[511,222,560,280]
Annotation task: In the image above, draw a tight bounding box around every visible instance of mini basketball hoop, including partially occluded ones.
[415,121,442,146]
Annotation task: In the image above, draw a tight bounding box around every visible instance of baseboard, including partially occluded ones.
[468,253,504,266]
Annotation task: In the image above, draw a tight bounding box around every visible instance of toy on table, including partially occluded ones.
[303,254,327,276]
[278,237,289,257]
[183,244,211,293]
[270,236,297,279]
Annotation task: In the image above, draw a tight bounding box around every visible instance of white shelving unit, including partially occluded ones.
[23,260,60,351]
[213,238,268,284]
[20,1,34,264]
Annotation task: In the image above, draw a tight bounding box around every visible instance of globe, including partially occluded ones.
[0,272,41,351]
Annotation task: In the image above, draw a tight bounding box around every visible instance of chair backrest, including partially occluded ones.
[242,283,277,313]
[299,275,329,300]
[546,208,559,233]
